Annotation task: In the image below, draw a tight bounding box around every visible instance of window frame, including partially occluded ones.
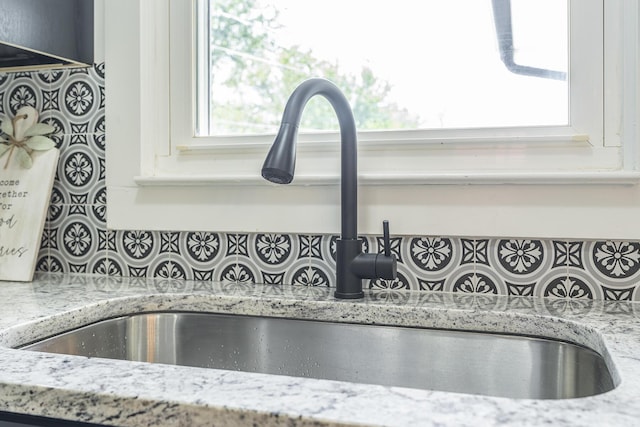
[105,0,640,239]
[167,0,609,179]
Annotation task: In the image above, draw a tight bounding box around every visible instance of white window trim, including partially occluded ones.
[106,0,640,239]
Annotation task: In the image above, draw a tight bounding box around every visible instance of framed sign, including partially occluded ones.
[0,106,58,282]
[0,149,58,281]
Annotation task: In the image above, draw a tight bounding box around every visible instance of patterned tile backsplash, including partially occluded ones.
[2,63,640,301]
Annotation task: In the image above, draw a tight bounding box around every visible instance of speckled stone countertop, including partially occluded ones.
[0,273,638,426]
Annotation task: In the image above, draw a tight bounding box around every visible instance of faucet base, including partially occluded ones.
[335,238,365,299]
[334,290,365,299]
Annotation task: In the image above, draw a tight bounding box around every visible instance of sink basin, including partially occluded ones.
[20,311,615,399]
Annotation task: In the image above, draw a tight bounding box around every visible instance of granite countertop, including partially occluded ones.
[0,273,638,426]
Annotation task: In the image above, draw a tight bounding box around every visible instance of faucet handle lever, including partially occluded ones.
[350,221,397,281]
[378,219,397,280]
[383,220,391,257]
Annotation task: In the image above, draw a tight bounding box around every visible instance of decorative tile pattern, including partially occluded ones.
[461,239,489,266]
[590,240,640,279]
[254,233,292,265]
[304,235,323,260]
[182,232,221,261]
[408,237,453,271]
[2,72,43,115]
[4,63,640,300]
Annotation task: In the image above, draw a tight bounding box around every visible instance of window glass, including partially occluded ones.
[198,0,568,136]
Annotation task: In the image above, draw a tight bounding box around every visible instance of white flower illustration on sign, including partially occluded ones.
[0,106,55,169]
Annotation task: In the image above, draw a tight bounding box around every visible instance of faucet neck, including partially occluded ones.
[262,78,397,299]
[278,79,358,240]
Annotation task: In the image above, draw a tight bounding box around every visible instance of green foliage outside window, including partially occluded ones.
[209,0,421,135]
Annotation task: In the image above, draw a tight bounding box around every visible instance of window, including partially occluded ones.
[198,0,569,136]
[106,0,640,239]
[168,0,609,180]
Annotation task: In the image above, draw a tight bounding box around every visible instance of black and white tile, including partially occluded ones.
[291,260,332,288]
[247,233,297,285]
[2,72,43,115]
[5,63,640,300]
[175,231,224,281]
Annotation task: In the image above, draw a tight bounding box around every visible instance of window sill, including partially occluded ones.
[134,171,640,187]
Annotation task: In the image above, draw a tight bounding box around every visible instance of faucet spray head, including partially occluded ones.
[261,123,297,184]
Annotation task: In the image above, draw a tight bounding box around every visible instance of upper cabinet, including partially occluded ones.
[0,0,93,71]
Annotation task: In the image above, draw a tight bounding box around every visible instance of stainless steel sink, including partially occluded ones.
[20,312,615,399]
